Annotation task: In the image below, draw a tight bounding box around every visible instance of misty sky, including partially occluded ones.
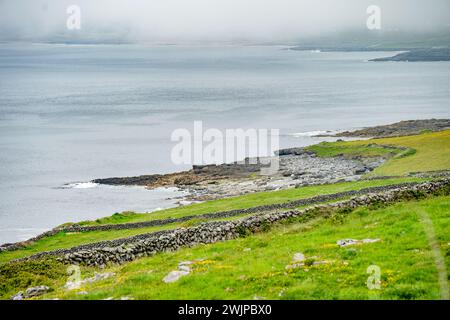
[0,0,449,43]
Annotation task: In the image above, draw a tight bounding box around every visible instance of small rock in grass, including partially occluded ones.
[337,238,380,247]
[65,272,116,290]
[337,239,358,247]
[293,253,305,262]
[362,238,380,244]
[11,292,24,300]
[285,252,306,269]
[92,272,116,282]
[178,265,191,272]
[22,285,50,298]
[163,270,190,283]
[163,261,194,283]
[65,281,80,290]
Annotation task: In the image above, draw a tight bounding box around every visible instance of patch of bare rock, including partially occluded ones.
[93,149,384,202]
[11,285,50,300]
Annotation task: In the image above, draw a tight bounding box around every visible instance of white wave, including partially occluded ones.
[64,182,99,189]
[178,200,202,206]
[154,186,179,192]
[290,130,331,137]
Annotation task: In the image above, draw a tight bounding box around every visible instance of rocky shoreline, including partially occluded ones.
[92,120,449,203]
[331,119,450,138]
[94,149,387,203]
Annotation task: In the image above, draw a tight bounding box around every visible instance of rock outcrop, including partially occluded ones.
[334,119,450,138]
[11,285,50,300]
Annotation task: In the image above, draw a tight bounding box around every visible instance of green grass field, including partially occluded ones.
[2,194,446,300]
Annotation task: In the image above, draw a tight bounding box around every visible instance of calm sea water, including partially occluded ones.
[0,44,449,243]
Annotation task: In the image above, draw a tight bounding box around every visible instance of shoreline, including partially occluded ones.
[2,119,449,250]
[93,119,450,202]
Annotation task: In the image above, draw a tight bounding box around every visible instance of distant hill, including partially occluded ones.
[290,29,450,52]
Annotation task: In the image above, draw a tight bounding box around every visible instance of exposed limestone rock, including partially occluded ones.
[163,270,190,283]
[90,148,388,203]
[11,292,24,300]
[163,265,191,283]
[293,253,305,262]
[337,238,381,247]
[11,285,50,300]
[333,119,450,138]
[65,272,115,290]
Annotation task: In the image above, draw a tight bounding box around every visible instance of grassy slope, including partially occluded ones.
[40,195,450,300]
[306,141,404,159]
[369,130,450,176]
[0,177,423,265]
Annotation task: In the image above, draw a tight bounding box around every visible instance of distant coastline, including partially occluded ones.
[321,119,450,138]
[288,46,409,52]
[288,46,450,62]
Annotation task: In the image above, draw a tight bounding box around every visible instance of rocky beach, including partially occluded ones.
[94,145,387,202]
[331,119,450,138]
[92,119,449,203]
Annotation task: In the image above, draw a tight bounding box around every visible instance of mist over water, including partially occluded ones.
[0,44,450,243]
[1,0,450,43]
